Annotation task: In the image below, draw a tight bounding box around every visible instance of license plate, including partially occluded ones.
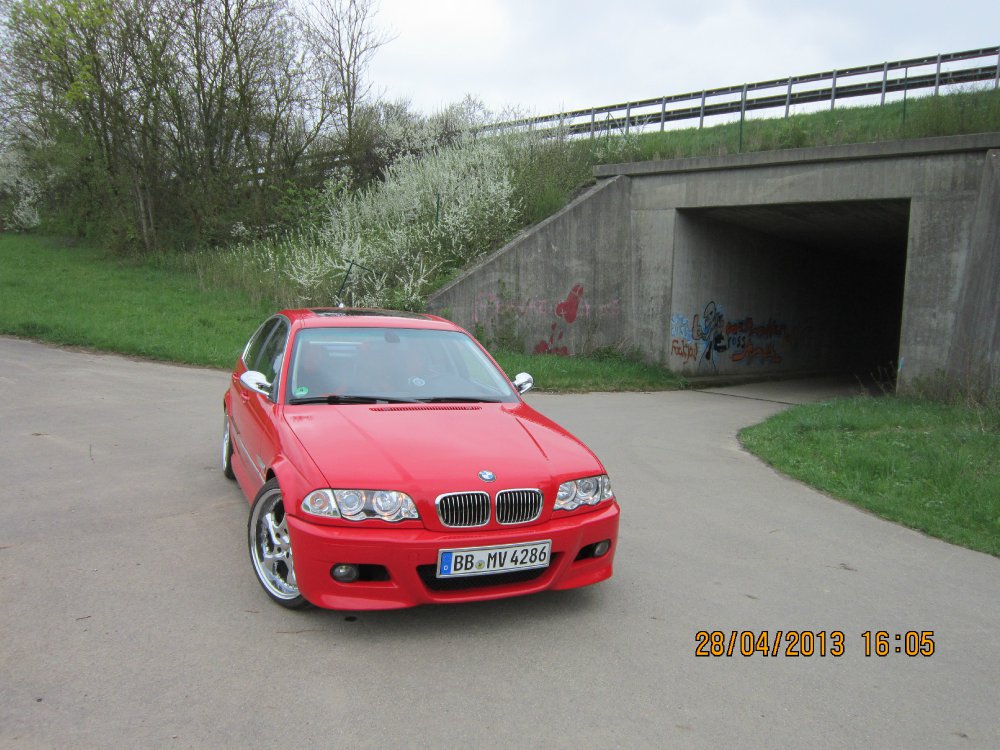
[437,540,552,578]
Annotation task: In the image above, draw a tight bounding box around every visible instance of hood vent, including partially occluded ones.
[369,405,482,412]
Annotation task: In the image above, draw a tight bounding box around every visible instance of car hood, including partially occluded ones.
[282,402,602,494]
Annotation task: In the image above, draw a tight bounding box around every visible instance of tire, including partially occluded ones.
[222,413,236,480]
[248,479,310,609]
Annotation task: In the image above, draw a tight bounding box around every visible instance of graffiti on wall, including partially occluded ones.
[473,293,552,320]
[535,283,584,354]
[473,283,621,355]
[670,301,789,371]
[725,316,787,365]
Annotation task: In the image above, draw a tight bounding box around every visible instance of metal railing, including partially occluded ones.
[487,46,1000,138]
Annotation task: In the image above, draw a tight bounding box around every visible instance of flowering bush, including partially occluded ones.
[197,94,622,311]
[215,125,531,309]
[0,150,40,231]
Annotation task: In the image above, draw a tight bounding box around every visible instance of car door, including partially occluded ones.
[230,317,290,487]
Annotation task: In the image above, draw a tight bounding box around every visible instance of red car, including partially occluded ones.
[222,309,619,610]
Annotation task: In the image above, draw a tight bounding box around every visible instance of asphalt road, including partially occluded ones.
[2,336,998,749]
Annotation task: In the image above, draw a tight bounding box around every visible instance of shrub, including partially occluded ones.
[208,129,533,309]
[0,149,40,230]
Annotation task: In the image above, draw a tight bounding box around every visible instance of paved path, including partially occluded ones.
[2,336,998,749]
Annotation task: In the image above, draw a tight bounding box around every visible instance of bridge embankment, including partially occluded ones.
[428,133,1000,391]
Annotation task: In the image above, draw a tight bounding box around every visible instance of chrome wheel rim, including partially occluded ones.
[250,488,299,600]
[222,417,231,470]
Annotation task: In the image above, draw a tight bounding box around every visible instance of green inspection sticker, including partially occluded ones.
[294,386,309,397]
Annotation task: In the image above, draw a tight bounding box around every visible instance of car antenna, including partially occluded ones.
[335,258,374,307]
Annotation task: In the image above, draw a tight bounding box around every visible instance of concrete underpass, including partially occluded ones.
[429,133,1000,392]
[673,200,910,384]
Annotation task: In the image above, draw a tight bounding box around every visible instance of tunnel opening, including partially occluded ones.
[672,199,910,386]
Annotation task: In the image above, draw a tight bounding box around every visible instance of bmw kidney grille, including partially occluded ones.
[436,490,543,527]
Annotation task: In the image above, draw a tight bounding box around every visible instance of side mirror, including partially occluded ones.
[512,372,534,395]
[240,370,272,397]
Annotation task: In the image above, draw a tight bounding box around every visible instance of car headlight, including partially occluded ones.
[302,489,339,517]
[302,489,419,522]
[555,475,613,511]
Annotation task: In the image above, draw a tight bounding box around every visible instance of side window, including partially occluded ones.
[254,320,289,391]
[243,318,280,371]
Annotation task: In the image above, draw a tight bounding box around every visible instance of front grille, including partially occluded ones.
[496,489,543,524]
[436,492,490,527]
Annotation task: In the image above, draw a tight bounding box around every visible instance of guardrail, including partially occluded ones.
[488,46,1000,138]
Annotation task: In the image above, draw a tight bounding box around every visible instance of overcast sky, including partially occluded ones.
[367,0,1000,117]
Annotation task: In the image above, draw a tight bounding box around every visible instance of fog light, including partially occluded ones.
[331,564,360,583]
[593,540,611,557]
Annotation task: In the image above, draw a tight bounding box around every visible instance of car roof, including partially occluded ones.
[280,308,459,331]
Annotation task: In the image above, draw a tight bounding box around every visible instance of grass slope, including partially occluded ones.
[0,235,271,368]
[740,397,1000,557]
[0,234,683,390]
[628,87,1000,162]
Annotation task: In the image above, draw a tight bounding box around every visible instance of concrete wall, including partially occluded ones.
[951,150,1000,394]
[429,134,1000,391]
[433,175,633,356]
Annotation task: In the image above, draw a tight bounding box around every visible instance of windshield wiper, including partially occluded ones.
[288,394,423,405]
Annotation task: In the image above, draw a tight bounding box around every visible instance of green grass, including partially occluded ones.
[626,87,1000,162]
[0,234,685,391]
[0,234,272,368]
[511,89,1000,226]
[739,397,1000,557]
[494,347,685,392]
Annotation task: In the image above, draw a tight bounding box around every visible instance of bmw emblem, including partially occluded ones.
[478,470,496,482]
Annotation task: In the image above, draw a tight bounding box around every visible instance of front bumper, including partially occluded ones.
[286,502,620,610]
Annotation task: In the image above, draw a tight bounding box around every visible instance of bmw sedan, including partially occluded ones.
[223,308,619,610]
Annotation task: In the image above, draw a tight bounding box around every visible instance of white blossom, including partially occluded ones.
[216,103,549,309]
[0,150,41,230]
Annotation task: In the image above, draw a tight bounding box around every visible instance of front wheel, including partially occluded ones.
[222,413,235,479]
[248,478,310,609]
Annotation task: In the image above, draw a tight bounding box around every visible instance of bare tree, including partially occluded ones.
[1,0,398,250]
[301,0,392,175]
[2,0,349,249]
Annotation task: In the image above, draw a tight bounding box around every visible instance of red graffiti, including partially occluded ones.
[535,323,569,355]
[555,284,585,324]
[671,338,698,364]
[534,284,586,355]
[730,341,783,365]
[725,317,787,340]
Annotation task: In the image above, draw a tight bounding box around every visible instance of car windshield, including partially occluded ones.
[286,327,519,404]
